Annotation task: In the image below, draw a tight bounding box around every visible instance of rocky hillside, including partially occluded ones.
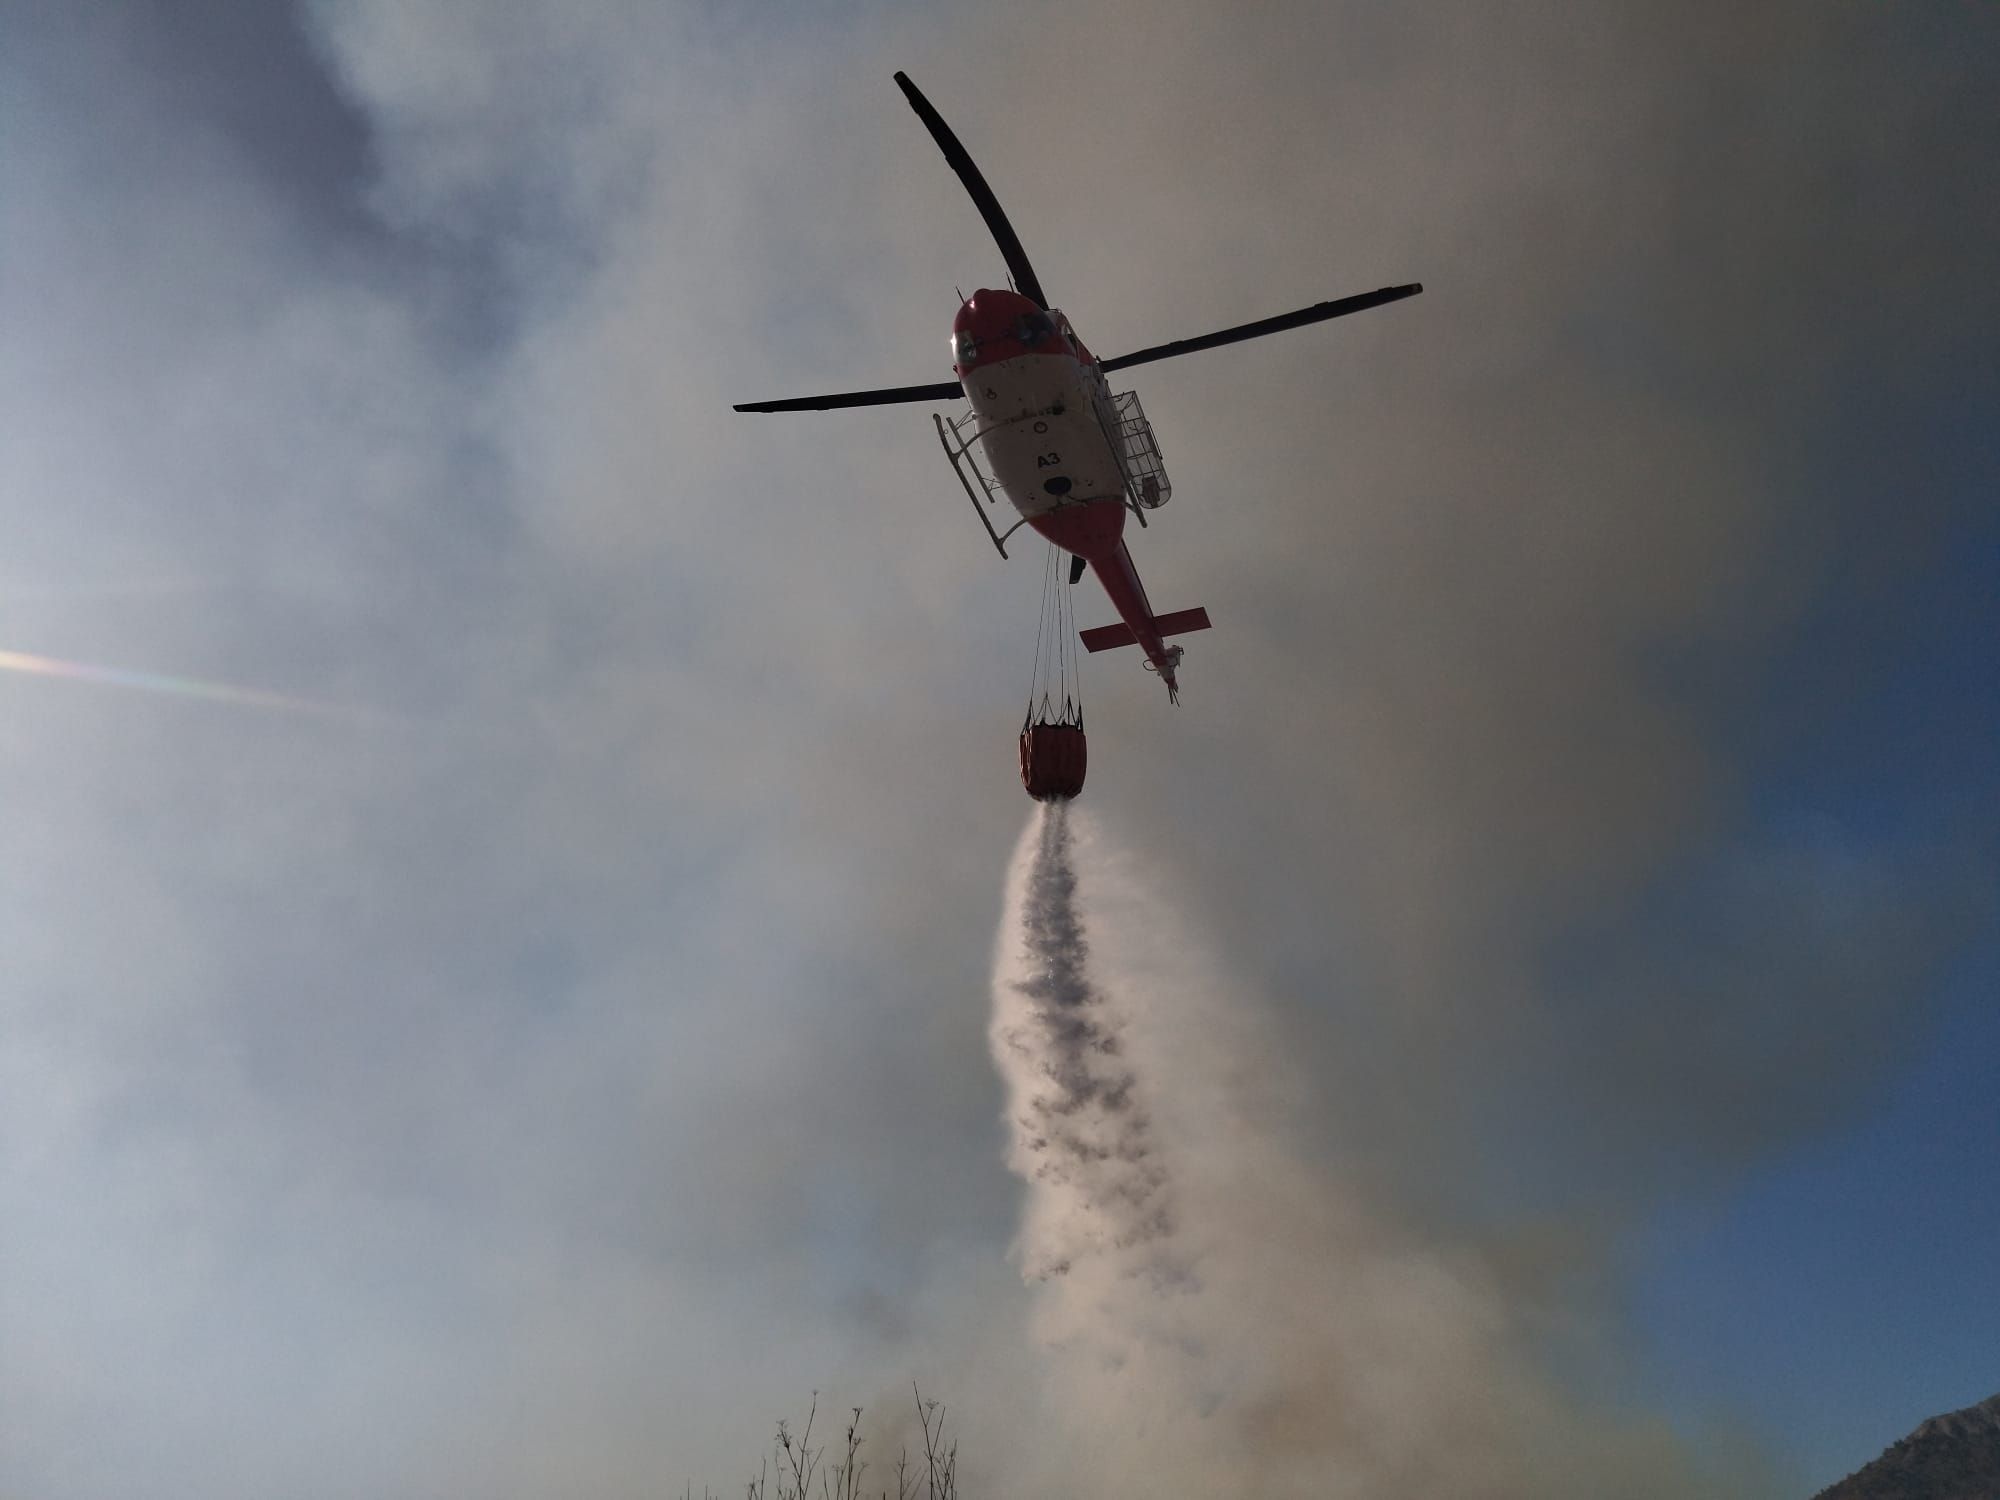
[1812,1392,2000,1500]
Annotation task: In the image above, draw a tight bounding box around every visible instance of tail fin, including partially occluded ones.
[1079,606,1212,654]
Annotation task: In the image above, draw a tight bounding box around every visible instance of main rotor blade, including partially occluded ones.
[1098,283,1423,373]
[733,378,962,414]
[894,71,1048,310]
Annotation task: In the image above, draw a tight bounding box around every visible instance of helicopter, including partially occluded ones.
[735,73,1418,785]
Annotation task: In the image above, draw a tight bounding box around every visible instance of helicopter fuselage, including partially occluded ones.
[951,288,1184,693]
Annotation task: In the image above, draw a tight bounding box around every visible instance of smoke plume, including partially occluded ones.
[989,805,1748,1499]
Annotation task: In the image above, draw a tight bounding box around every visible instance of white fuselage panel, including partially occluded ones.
[961,353,1125,521]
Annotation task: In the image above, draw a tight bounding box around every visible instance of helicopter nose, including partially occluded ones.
[957,288,1036,336]
[953,288,1052,371]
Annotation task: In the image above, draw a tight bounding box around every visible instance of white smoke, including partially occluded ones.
[988,804,1732,1500]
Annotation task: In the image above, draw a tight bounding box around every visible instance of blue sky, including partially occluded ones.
[1636,957,1999,1473]
[1631,431,1999,1478]
[3,3,1995,1496]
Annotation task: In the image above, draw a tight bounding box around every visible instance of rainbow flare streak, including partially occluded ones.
[0,647,358,720]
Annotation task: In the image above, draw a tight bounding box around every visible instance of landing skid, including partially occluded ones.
[933,410,1030,558]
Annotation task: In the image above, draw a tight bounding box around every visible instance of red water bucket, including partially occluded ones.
[1019,720,1087,801]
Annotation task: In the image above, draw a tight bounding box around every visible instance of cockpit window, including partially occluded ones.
[953,330,978,364]
[1018,310,1056,346]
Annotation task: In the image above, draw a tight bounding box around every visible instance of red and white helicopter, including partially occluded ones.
[737,73,1418,794]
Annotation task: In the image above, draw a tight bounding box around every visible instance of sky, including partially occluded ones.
[2,1,1996,1496]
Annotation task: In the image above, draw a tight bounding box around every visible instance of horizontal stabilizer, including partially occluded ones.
[1079,606,1213,654]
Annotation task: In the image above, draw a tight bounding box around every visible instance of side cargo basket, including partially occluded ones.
[1110,389,1172,509]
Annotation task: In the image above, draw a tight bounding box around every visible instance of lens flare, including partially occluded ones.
[0,647,361,720]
